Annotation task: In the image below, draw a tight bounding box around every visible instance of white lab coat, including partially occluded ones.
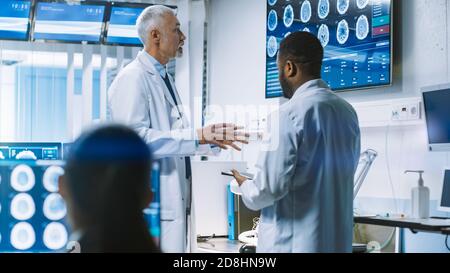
[240,79,361,253]
[108,51,202,253]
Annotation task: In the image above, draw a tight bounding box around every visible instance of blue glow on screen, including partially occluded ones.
[266,0,392,98]
[0,161,69,253]
[0,0,32,40]
[33,2,105,43]
[106,6,145,46]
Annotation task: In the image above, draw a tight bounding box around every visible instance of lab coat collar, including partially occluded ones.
[136,50,159,76]
[291,79,330,100]
[136,51,179,110]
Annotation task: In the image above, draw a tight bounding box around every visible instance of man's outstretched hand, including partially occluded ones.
[197,123,249,151]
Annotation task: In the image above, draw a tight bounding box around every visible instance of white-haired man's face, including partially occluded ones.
[150,12,185,62]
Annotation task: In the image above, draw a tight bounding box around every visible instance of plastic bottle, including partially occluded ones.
[405,170,430,219]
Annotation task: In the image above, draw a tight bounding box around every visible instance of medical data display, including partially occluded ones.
[0,161,69,252]
[266,0,392,97]
[0,0,32,41]
[33,1,106,43]
[105,5,146,46]
[0,143,62,161]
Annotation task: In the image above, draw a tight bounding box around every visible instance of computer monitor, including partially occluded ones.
[0,143,62,161]
[32,0,106,44]
[439,170,450,213]
[422,84,450,152]
[0,0,32,41]
[265,0,393,98]
[0,160,69,252]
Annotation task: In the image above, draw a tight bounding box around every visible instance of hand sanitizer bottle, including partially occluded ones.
[405,170,430,219]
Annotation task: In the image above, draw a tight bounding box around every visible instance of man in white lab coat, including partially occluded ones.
[108,5,246,253]
[232,32,361,253]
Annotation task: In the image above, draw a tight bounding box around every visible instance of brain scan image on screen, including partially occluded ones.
[283,5,294,28]
[15,150,37,160]
[10,222,36,250]
[318,0,330,19]
[337,0,350,15]
[43,193,67,221]
[268,0,277,6]
[11,165,35,192]
[318,24,330,47]
[357,0,370,9]
[43,166,65,193]
[267,36,278,58]
[336,19,349,45]
[43,222,68,250]
[10,193,36,221]
[300,0,312,23]
[268,10,278,31]
[356,15,370,40]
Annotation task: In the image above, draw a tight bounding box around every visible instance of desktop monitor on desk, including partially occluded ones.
[439,170,450,213]
[422,84,450,152]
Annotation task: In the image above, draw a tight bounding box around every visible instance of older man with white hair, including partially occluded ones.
[108,5,247,253]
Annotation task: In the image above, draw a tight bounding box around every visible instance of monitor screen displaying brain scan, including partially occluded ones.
[0,161,69,252]
[265,0,392,97]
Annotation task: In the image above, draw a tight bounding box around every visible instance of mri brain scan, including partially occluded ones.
[318,0,330,19]
[11,165,35,192]
[10,193,36,221]
[357,0,370,9]
[43,166,65,193]
[43,193,67,221]
[267,10,278,31]
[10,222,36,250]
[300,0,312,23]
[43,222,68,250]
[15,150,37,160]
[336,19,349,45]
[356,15,370,40]
[337,0,350,15]
[318,24,330,47]
[283,4,294,28]
[267,36,278,58]
[268,0,277,6]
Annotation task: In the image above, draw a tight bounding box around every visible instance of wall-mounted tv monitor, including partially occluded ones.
[32,0,106,44]
[265,0,393,98]
[0,0,32,41]
[104,2,177,47]
[104,3,149,47]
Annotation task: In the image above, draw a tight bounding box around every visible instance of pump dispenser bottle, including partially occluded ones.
[405,170,430,219]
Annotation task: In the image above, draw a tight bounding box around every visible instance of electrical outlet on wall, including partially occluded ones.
[391,102,421,121]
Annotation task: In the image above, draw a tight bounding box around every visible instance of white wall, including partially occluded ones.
[207,0,281,166]
[207,0,450,211]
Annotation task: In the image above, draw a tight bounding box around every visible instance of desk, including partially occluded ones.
[197,238,243,253]
[354,216,450,234]
[354,216,450,252]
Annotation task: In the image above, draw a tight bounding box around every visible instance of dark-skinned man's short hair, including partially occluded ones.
[278,31,324,78]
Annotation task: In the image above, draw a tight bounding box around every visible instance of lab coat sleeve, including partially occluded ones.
[240,110,300,211]
[108,70,203,159]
